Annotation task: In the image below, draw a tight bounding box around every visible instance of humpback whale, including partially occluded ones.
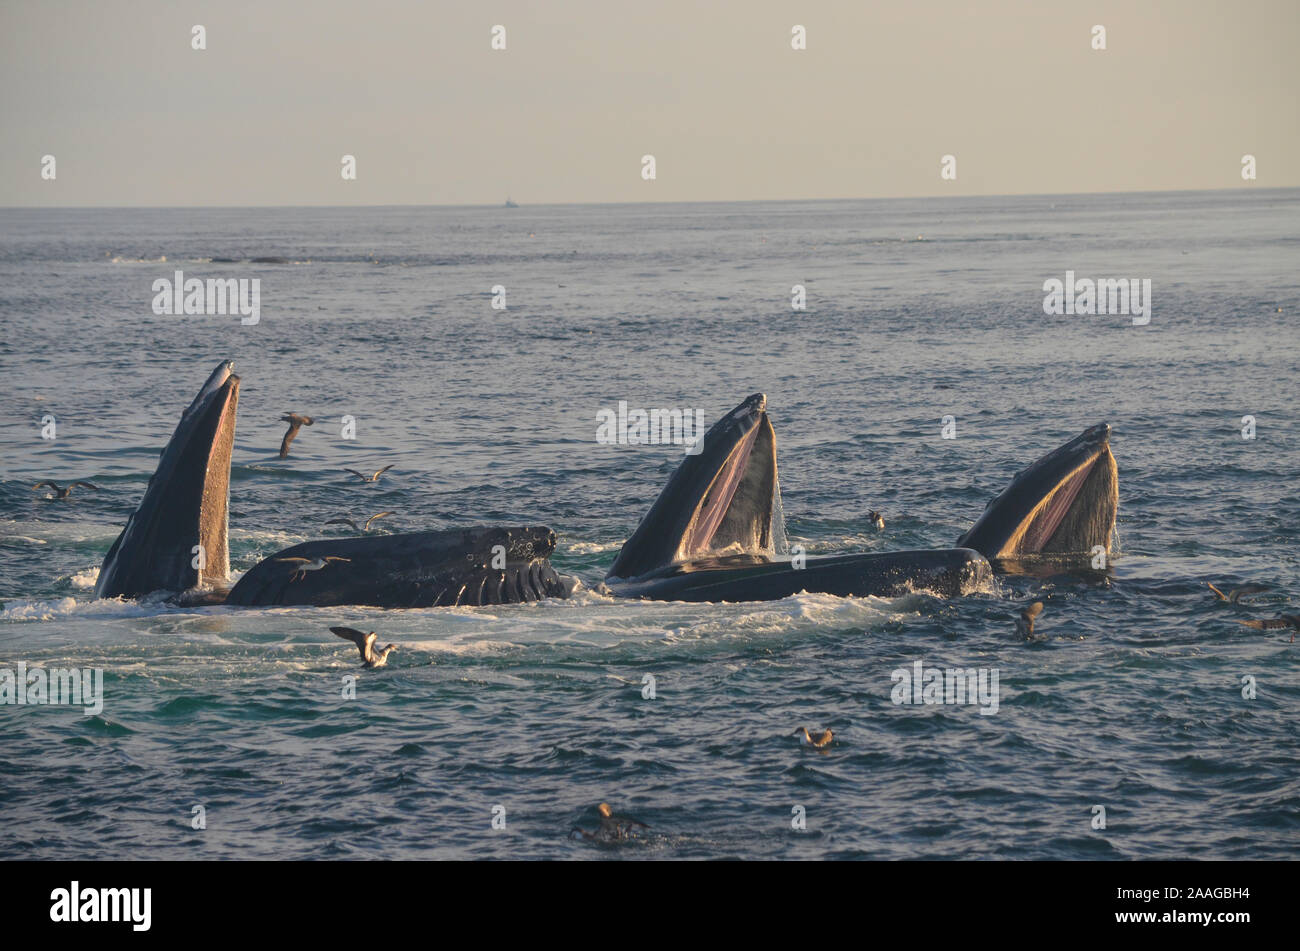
[226,527,566,607]
[956,422,1118,566]
[96,362,566,608]
[95,361,1118,611]
[96,361,240,600]
[605,394,993,601]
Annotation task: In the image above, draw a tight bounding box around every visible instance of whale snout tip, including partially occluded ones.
[1085,422,1111,443]
[956,548,994,591]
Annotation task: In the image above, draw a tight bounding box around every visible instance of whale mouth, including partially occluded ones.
[958,423,1117,561]
[96,361,240,599]
[608,393,778,580]
[676,412,776,563]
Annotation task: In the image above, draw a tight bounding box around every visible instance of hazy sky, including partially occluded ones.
[2,0,1296,206]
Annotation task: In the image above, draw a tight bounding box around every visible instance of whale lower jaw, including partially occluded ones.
[606,549,993,602]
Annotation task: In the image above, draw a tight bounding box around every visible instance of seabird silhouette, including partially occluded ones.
[1207,582,1271,603]
[324,512,394,533]
[569,802,649,843]
[868,511,885,531]
[329,626,397,668]
[275,555,350,582]
[1016,602,1046,641]
[278,413,314,458]
[796,727,833,749]
[32,481,99,500]
[342,465,394,483]
[1236,615,1300,638]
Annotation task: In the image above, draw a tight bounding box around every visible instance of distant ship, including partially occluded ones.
[504,196,518,208]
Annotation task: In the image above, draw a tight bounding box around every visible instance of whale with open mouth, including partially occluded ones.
[95,361,241,600]
[95,361,564,608]
[94,364,1117,608]
[956,423,1117,569]
[604,394,994,601]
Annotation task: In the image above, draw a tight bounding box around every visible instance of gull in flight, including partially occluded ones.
[1207,582,1270,603]
[329,626,397,668]
[275,555,350,582]
[1016,602,1046,641]
[278,413,315,458]
[325,512,394,533]
[342,465,394,483]
[33,481,99,500]
[1236,615,1299,642]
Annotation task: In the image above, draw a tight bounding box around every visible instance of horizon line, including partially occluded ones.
[2,184,1293,213]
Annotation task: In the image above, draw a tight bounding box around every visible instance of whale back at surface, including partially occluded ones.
[225,527,567,607]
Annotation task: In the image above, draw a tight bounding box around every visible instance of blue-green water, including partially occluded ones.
[1,191,1297,858]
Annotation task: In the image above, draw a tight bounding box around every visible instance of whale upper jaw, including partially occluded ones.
[957,423,1117,563]
[95,361,240,600]
[607,392,777,582]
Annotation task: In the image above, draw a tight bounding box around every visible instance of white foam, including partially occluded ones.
[0,535,47,546]
[1,597,81,621]
[68,566,100,589]
[564,540,622,555]
[0,595,197,623]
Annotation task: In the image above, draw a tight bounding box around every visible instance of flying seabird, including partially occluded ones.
[1207,582,1271,603]
[324,512,394,533]
[868,511,885,531]
[796,727,833,749]
[1236,615,1300,638]
[342,465,394,483]
[569,802,649,843]
[275,555,350,582]
[329,626,397,668]
[1016,602,1045,641]
[278,413,314,458]
[32,481,99,500]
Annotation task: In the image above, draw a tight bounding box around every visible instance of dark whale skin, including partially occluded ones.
[608,548,992,602]
[226,527,568,608]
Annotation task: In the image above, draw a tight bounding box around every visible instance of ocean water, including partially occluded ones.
[0,191,1297,859]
